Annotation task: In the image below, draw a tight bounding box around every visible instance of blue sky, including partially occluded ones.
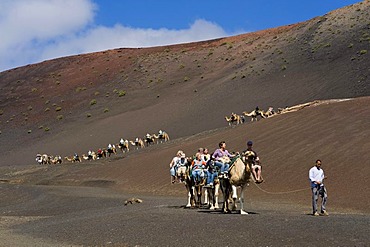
[93,1,362,32]
[0,0,363,72]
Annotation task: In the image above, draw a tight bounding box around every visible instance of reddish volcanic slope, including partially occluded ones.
[0,1,369,214]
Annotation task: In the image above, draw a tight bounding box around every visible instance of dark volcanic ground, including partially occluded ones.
[0,185,369,247]
[0,97,369,246]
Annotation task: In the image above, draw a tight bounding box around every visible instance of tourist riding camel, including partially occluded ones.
[212,141,235,178]
[242,140,263,183]
[51,155,62,164]
[130,138,145,149]
[82,150,96,161]
[202,148,218,187]
[176,153,188,183]
[263,107,275,117]
[36,154,43,165]
[118,138,130,153]
[225,112,243,125]
[64,153,81,163]
[243,106,266,121]
[155,130,170,143]
[96,148,105,159]
[169,150,184,183]
[191,152,206,184]
[107,144,116,157]
[144,133,156,146]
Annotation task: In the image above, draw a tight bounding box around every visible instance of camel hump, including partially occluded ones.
[228,156,242,168]
[124,197,143,206]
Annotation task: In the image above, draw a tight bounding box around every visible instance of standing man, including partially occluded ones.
[309,159,328,216]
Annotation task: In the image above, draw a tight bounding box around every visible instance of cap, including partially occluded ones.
[247,140,253,146]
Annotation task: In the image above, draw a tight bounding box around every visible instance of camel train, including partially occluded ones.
[170,147,261,214]
[36,154,62,165]
[226,107,276,125]
[37,130,170,164]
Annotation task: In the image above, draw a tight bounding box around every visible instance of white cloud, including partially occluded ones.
[0,0,233,72]
[41,19,228,60]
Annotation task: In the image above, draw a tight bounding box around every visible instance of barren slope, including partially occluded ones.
[0,1,369,167]
[2,97,369,213]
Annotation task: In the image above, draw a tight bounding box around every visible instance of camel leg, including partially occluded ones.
[204,189,209,205]
[239,186,248,215]
[209,189,215,210]
[214,183,220,209]
[231,185,238,211]
[191,186,198,207]
[185,185,192,208]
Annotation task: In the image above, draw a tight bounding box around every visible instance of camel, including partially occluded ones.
[220,156,252,214]
[64,155,81,163]
[106,145,117,157]
[130,139,145,149]
[144,134,156,147]
[261,107,275,118]
[36,154,48,165]
[64,156,73,162]
[154,131,170,143]
[243,110,266,122]
[96,149,106,159]
[37,154,55,165]
[225,113,243,126]
[178,157,198,208]
[50,155,62,164]
[82,152,97,161]
[117,140,130,153]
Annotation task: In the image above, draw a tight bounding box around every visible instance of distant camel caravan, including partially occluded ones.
[36,154,62,165]
[225,106,276,125]
[37,130,169,165]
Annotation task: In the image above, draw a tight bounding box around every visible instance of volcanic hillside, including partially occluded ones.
[0,1,369,168]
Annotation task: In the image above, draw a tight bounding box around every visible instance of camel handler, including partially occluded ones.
[309,159,328,216]
[242,140,263,183]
